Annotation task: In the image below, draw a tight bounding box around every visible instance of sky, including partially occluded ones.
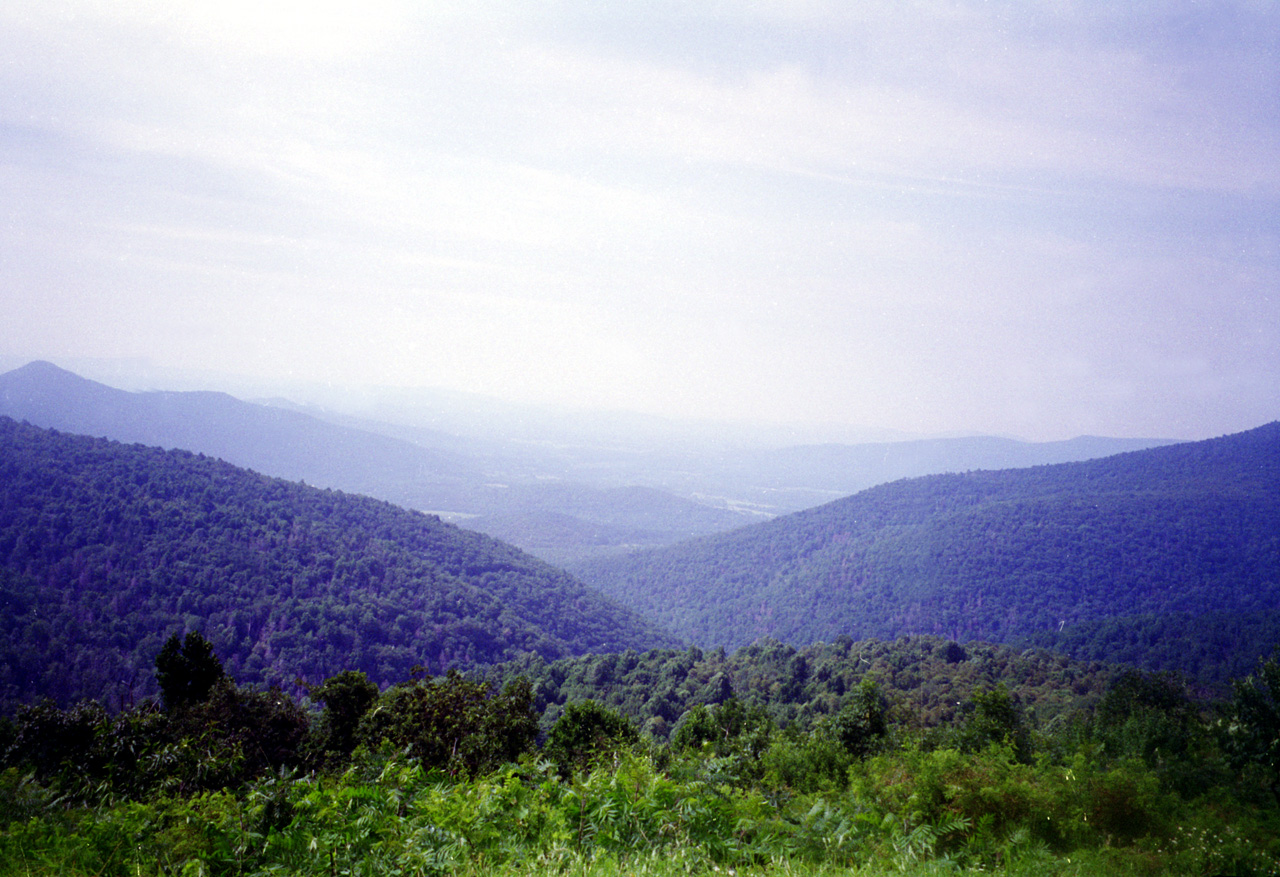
[1,1,1277,442]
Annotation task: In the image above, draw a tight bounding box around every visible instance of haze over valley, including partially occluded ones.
[1,360,1179,566]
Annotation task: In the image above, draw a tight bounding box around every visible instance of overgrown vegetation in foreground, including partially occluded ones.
[2,634,1280,875]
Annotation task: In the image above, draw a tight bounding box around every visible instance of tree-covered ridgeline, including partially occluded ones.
[0,417,677,711]
[0,360,761,567]
[2,633,1280,875]
[571,421,1280,684]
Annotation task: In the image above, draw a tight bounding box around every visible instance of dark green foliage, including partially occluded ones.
[544,700,639,774]
[0,417,676,710]
[1089,669,1220,797]
[155,631,226,711]
[4,748,1278,877]
[3,699,107,781]
[0,717,12,769]
[1227,651,1280,805]
[571,422,1280,685]
[81,702,171,799]
[833,678,888,758]
[308,670,379,762]
[952,683,1033,763]
[1,682,309,798]
[1,633,1280,875]
[357,671,538,775]
[489,635,1117,748]
[668,702,718,753]
[670,697,772,760]
[1,630,308,798]
[163,679,312,793]
[760,723,856,792]
[1020,609,1280,686]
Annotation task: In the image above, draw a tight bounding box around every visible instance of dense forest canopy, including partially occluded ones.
[571,422,1280,684]
[480,635,1125,742]
[0,417,676,710]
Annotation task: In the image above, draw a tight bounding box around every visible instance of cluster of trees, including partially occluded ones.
[481,635,1123,742]
[0,418,675,711]
[0,631,544,798]
[3,632,1280,874]
[571,422,1280,685]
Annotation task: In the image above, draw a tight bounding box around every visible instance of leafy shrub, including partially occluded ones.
[668,697,773,788]
[1091,669,1224,797]
[760,725,853,793]
[1227,651,1280,806]
[307,669,379,764]
[1083,759,1169,845]
[833,678,889,758]
[165,679,311,792]
[849,743,1091,863]
[0,766,55,827]
[357,671,538,775]
[953,683,1034,763]
[544,700,640,775]
[4,698,107,781]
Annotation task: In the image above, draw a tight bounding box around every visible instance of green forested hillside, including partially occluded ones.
[571,423,1280,682]
[0,418,677,710]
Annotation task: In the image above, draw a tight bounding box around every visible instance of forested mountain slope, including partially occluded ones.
[0,361,752,562]
[462,484,759,565]
[571,423,1280,682]
[0,418,677,710]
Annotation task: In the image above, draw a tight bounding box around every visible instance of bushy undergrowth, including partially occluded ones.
[3,742,1279,877]
[3,640,1280,875]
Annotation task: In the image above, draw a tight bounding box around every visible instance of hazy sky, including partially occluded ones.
[2,2,1277,441]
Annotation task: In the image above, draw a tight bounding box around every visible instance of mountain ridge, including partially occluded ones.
[0,360,1186,566]
[0,361,754,561]
[569,422,1280,682]
[0,417,678,710]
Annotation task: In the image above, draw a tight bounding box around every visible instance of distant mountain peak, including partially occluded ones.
[6,360,91,380]
[0,360,121,407]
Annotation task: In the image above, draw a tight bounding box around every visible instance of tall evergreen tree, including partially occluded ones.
[155,632,225,711]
